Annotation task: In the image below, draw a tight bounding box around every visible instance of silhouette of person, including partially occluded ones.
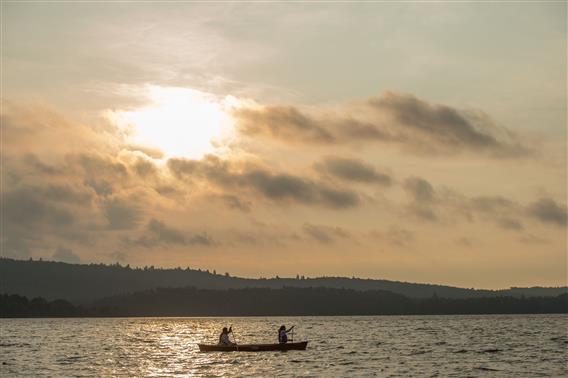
[278,325,294,343]
[218,326,235,346]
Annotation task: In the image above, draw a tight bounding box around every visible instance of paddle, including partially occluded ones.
[290,326,294,342]
[230,324,238,345]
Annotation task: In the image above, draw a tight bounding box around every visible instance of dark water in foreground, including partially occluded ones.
[1,315,567,377]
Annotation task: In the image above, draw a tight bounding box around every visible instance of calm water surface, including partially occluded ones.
[1,315,567,377]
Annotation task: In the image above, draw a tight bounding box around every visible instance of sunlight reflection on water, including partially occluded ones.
[1,315,567,377]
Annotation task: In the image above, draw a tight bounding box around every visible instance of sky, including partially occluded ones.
[1,2,566,289]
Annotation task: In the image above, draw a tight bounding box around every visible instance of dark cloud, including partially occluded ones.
[315,156,392,185]
[468,197,523,230]
[408,206,438,222]
[84,178,114,196]
[153,185,181,198]
[234,105,335,144]
[401,177,440,222]
[243,169,360,208]
[527,198,567,226]
[335,118,389,141]
[42,184,93,204]
[3,187,75,227]
[244,170,314,202]
[103,198,144,230]
[22,154,64,175]
[470,196,517,213]
[0,181,96,260]
[302,223,351,244]
[73,153,129,181]
[132,219,215,248]
[400,178,563,231]
[403,177,436,203]
[370,92,506,151]
[168,156,360,209]
[497,217,524,231]
[147,219,186,244]
[318,187,360,208]
[52,247,81,263]
[232,91,531,158]
[221,195,252,212]
[132,158,158,178]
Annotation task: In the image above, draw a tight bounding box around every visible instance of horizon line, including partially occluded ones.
[3,257,566,292]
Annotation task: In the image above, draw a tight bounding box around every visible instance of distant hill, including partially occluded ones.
[1,258,566,302]
[2,289,567,317]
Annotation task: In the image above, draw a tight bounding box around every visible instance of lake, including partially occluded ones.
[1,315,567,377]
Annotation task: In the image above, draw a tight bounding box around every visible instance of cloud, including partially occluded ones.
[132,158,158,178]
[167,156,360,209]
[335,118,390,141]
[497,217,524,231]
[368,92,530,157]
[103,198,144,230]
[243,169,360,208]
[124,144,165,159]
[84,178,114,197]
[22,154,64,175]
[0,98,560,271]
[470,196,517,213]
[0,181,99,260]
[234,105,335,144]
[1,237,31,260]
[2,187,76,227]
[401,177,440,222]
[73,153,129,184]
[232,91,531,158]
[369,226,414,247]
[403,177,436,203]
[52,247,81,264]
[400,178,566,231]
[302,223,351,244]
[315,156,392,185]
[527,198,567,227]
[407,205,438,222]
[132,219,216,248]
[42,184,94,204]
[220,194,252,212]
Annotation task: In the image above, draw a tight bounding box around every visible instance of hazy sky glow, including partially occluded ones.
[1,2,566,288]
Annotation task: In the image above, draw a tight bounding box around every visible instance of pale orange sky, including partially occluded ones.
[1,2,566,289]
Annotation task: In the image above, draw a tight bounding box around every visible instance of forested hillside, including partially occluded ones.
[1,258,566,302]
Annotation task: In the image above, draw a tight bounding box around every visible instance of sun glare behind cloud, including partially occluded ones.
[110,86,235,159]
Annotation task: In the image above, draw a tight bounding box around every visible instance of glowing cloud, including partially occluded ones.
[109,86,236,159]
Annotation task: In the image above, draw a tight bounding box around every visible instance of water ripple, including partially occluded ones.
[0,315,566,377]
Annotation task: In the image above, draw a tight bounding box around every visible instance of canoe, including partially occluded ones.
[198,341,308,352]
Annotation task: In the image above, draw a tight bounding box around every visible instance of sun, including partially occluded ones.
[110,86,235,159]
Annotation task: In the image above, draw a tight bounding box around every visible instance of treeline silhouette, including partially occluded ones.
[2,288,567,317]
[2,258,566,302]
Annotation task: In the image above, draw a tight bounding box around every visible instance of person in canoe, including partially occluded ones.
[278,325,294,344]
[218,326,235,346]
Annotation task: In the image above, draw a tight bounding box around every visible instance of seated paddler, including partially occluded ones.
[218,326,235,346]
[278,325,295,344]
